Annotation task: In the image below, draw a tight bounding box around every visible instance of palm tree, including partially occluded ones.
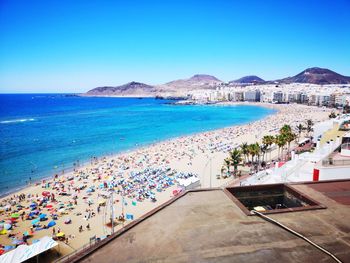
[275,134,286,160]
[247,144,255,164]
[296,124,304,143]
[260,144,268,164]
[224,158,231,177]
[280,124,292,135]
[285,132,297,155]
[306,119,314,137]
[229,149,242,175]
[262,135,275,161]
[248,143,261,172]
[254,143,262,171]
[240,142,249,165]
[220,166,225,178]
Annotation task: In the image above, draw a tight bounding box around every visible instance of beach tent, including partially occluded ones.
[0,236,58,263]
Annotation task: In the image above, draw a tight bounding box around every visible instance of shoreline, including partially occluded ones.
[0,102,277,198]
[0,102,332,260]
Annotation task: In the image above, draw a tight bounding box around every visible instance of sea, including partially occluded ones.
[0,94,276,195]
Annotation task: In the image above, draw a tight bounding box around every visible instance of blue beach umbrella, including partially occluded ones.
[4,245,14,251]
[47,221,56,227]
[39,214,47,219]
[31,218,40,225]
[29,212,36,217]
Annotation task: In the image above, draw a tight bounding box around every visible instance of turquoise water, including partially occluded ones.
[0,94,275,195]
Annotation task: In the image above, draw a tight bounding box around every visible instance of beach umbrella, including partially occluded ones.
[39,213,47,219]
[23,231,30,236]
[46,204,53,208]
[4,223,12,230]
[12,239,22,245]
[0,249,4,255]
[11,213,20,218]
[42,191,50,197]
[31,218,40,225]
[47,221,56,227]
[28,212,37,217]
[0,229,7,235]
[3,245,14,251]
[56,232,65,237]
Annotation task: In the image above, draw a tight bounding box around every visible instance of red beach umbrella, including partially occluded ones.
[42,191,51,197]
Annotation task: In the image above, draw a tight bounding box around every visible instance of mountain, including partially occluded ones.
[160,74,222,91]
[85,82,157,96]
[230,75,265,84]
[275,67,350,84]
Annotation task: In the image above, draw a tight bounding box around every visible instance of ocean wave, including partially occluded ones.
[0,118,36,124]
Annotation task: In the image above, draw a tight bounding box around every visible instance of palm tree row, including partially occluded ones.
[223,120,314,177]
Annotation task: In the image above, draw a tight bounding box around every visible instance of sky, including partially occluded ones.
[0,0,350,93]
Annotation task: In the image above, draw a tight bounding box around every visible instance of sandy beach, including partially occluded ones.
[0,102,332,259]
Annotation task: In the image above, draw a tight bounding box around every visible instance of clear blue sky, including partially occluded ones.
[1,0,350,93]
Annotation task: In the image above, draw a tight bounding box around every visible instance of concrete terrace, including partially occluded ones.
[64,181,350,263]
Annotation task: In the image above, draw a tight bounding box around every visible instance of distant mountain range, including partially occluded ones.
[84,67,350,97]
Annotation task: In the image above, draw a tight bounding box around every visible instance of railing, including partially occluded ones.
[322,158,350,166]
[54,239,100,263]
[341,143,350,150]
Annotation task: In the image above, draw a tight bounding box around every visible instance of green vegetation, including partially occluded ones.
[222,122,314,178]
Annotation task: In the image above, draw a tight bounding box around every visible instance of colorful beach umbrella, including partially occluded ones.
[11,213,20,218]
[4,223,12,230]
[0,229,7,235]
[56,232,65,237]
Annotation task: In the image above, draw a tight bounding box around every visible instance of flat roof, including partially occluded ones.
[65,181,350,263]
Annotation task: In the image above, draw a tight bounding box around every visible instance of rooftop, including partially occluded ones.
[64,180,350,263]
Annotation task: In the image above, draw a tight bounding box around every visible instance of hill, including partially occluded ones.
[275,67,350,84]
[160,74,222,91]
[230,75,265,84]
[85,82,156,96]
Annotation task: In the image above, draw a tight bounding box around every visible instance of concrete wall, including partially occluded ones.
[317,166,350,181]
